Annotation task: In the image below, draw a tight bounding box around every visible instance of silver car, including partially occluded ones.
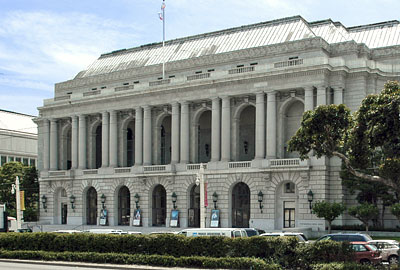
[368,240,399,264]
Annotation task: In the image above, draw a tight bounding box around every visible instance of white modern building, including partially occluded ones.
[0,110,37,167]
[36,16,400,230]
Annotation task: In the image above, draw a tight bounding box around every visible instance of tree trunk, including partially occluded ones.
[328,221,332,234]
[365,223,369,232]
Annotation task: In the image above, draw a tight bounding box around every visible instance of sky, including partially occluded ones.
[0,0,399,116]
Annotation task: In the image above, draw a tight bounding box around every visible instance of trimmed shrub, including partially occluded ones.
[311,262,374,270]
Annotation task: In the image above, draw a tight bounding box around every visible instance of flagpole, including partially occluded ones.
[162,0,166,79]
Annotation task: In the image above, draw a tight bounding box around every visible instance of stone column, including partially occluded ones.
[101,111,109,167]
[78,115,87,169]
[109,110,118,167]
[211,97,221,162]
[221,96,231,162]
[180,102,190,164]
[50,119,58,171]
[266,91,277,159]
[71,116,79,169]
[135,107,143,166]
[317,85,327,106]
[333,87,344,105]
[143,106,152,165]
[255,92,265,159]
[304,86,314,111]
[171,102,180,164]
[43,119,50,171]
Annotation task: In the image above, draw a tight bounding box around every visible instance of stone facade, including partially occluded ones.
[36,16,400,231]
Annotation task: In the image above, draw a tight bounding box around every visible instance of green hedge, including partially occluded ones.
[0,250,281,270]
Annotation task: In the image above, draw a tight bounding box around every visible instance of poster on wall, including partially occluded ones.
[170,210,179,227]
[133,209,141,226]
[210,209,220,228]
[99,208,108,226]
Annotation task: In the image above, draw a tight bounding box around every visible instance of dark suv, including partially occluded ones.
[317,233,372,242]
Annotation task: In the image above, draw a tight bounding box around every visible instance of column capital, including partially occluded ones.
[255,91,265,97]
[211,96,220,102]
[304,86,314,91]
[171,101,180,107]
[143,105,152,111]
[180,100,190,106]
[265,90,277,96]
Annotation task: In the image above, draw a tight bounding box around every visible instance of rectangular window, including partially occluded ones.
[15,157,21,163]
[1,156,6,166]
[8,156,14,162]
[284,201,295,228]
[23,158,29,166]
[29,159,36,167]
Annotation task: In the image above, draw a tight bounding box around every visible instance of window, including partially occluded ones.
[16,157,21,163]
[29,159,36,167]
[284,182,295,193]
[283,201,295,228]
[61,189,67,197]
[8,156,14,162]
[1,156,7,165]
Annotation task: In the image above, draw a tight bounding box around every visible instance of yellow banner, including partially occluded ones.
[20,191,25,211]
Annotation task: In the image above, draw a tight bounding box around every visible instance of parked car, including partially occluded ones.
[368,240,400,264]
[180,228,248,238]
[350,241,382,265]
[52,230,83,234]
[244,228,260,237]
[260,232,309,243]
[317,233,372,242]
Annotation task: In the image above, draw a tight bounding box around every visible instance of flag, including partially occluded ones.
[158,12,163,21]
[159,1,165,20]
[20,191,25,211]
[204,183,208,207]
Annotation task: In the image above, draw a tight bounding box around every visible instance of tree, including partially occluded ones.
[312,201,346,233]
[348,203,379,232]
[288,81,400,194]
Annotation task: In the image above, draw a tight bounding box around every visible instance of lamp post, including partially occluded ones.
[195,163,206,228]
[69,195,75,212]
[101,194,106,209]
[171,192,177,209]
[212,192,218,209]
[307,190,314,212]
[134,193,140,209]
[41,195,47,212]
[258,191,264,213]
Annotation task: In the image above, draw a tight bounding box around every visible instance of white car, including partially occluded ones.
[368,240,399,264]
[260,232,309,243]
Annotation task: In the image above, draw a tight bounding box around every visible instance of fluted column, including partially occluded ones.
[211,97,221,162]
[317,85,327,106]
[266,91,277,159]
[135,107,143,166]
[78,115,87,169]
[50,119,58,170]
[109,110,118,167]
[180,102,190,164]
[221,96,231,162]
[71,116,79,169]
[171,102,180,164]
[143,106,152,165]
[101,111,109,167]
[43,119,50,171]
[333,87,344,105]
[304,86,314,111]
[255,92,265,160]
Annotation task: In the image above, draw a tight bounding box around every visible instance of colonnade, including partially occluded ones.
[41,86,343,171]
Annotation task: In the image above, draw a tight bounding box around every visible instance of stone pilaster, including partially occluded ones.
[317,85,327,106]
[135,107,143,166]
[211,97,221,162]
[180,102,190,164]
[71,116,78,169]
[78,115,87,169]
[221,96,231,162]
[304,86,314,111]
[333,87,344,105]
[101,111,109,167]
[109,110,118,167]
[143,106,152,165]
[171,102,180,164]
[266,91,277,159]
[43,119,50,171]
[255,92,265,159]
[49,119,58,171]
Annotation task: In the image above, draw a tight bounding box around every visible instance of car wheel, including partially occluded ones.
[360,259,371,265]
[388,255,398,265]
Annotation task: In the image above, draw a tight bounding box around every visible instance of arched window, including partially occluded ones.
[118,186,130,225]
[127,128,134,167]
[238,106,255,161]
[232,183,250,228]
[86,187,97,225]
[284,101,304,158]
[152,185,166,226]
[160,117,171,165]
[197,111,212,163]
[95,125,102,169]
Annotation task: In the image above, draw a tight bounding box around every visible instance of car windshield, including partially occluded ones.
[245,230,258,237]
[366,244,377,251]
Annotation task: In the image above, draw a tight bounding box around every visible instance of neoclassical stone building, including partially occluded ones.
[36,16,400,230]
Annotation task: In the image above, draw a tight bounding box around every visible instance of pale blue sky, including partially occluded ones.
[0,0,399,116]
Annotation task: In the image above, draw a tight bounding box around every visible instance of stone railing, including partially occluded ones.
[83,90,101,97]
[228,161,251,169]
[149,79,171,87]
[274,58,303,68]
[187,73,210,81]
[115,167,131,174]
[143,165,167,173]
[270,158,300,167]
[228,66,254,75]
[186,164,208,171]
[115,85,134,92]
[83,169,98,175]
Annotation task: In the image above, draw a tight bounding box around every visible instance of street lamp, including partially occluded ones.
[307,190,314,212]
[69,195,75,212]
[41,195,47,212]
[258,191,264,213]
[134,193,140,209]
[101,194,106,209]
[195,163,206,228]
[212,192,218,209]
[171,192,177,209]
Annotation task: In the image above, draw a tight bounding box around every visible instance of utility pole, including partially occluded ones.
[196,164,206,228]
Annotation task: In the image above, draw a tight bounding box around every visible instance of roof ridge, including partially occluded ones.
[348,20,400,31]
[0,109,35,118]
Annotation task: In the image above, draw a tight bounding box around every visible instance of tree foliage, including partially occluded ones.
[348,203,379,232]
[312,201,346,233]
[288,81,400,194]
[0,162,39,220]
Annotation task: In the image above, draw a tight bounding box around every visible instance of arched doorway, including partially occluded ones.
[188,185,200,227]
[86,187,97,225]
[118,186,130,225]
[197,111,212,163]
[95,125,102,169]
[238,106,256,161]
[232,183,250,228]
[152,185,166,226]
[160,116,171,165]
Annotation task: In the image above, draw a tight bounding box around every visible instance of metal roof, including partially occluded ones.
[0,110,37,135]
[77,16,400,79]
